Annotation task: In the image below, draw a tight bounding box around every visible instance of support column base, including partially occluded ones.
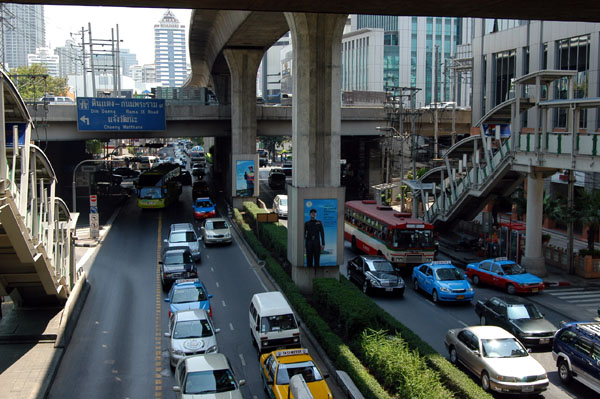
[232,196,257,210]
[521,256,547,277]
[291,266,339,295]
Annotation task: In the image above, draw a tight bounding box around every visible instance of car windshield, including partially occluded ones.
[261,314,297,333]
[500,263,526,275]
[507,304,543,320]
[164,252,192,265]
[392,229,434,249]
[173,319,213,339]
[195,200,213,208]
[206,221,228,230]
[279,198,288,206]
[184,369,237,394]
[370,260,395,272]
[481,338,528,358]
[172,286,207,303]
[435,267,464,281]
[276,361,323,385]
[170,231,196,243]
[139,187,162,199]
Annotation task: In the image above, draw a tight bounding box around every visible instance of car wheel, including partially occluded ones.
[413,279,419,291]
[480,315,487,325]
[472,275,480,286]
[481,371,491,392]
[506,283,516,295]
[432,290,439,303]
[362,280,371,295]
[558,359,572,384]
[449,346,458,364]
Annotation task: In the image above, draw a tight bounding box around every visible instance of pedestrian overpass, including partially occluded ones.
[0,71,76,306]
[417,70,600,275]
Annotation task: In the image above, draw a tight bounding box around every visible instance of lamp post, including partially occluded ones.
[72,159,121,212]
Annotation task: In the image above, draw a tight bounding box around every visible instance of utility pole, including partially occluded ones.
[116,24,121,97]
[433,45,440,159]
[88,23,96,97]
[0,5,15,71]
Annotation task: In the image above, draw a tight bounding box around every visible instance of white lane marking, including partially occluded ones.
[215,282,220,288]
[458,320,468,327]
[547,288,585,295]
[556,293,600,300]
[229,323,234,331]
[211,267,214,272]
[230,224,268,291]
[239,353,246,367]
[222,300,226,307]
[572,298,600,303]
[427,300,435,307]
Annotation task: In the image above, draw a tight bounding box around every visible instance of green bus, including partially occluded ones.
[137,163,182,209]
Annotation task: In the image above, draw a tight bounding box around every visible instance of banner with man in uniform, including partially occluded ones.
[303,199,337,267]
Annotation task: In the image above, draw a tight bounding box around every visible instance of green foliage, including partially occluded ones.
[10,64,68,102]
[579,248,600,257]
[86,139,103,155]
[543,192,566,223]
[258,136,286,159]
[575,188,600,251]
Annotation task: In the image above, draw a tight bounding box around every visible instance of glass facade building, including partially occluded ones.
[1,4,45,70]
[154,10,188,87]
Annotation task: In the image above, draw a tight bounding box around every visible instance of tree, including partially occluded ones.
[574,188,600,251]
[543,192,566,225]
[9,64,68,102]
[258,136,286,160]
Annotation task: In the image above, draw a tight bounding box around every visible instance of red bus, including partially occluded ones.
[344,200,436,268]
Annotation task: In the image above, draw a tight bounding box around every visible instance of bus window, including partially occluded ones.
[393,229,434,249]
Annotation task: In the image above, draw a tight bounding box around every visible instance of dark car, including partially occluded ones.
[178,169,192,185]
[192,180,210,201]
[160,248,198,291]
[475,296,557,347]
[347,255,405,297]
[282,162,293,176]
[268,168,286,189]
[192,163,205,177]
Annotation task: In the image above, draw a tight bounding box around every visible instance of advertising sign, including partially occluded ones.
[5,123,26,147]
[303,199,338,267]
[77,97,166,131]
[483,123,511,138]
[235,160,255,197]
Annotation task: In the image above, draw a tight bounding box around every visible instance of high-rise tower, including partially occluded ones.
[154,10,187,87]
[0,3,45,70]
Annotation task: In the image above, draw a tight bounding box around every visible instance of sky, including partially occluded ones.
[44,5,192,66]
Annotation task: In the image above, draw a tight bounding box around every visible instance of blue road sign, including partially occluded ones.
[77,97,166,131]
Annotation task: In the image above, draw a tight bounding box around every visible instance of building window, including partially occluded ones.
[492,49,516,107]
[555,34,590,128]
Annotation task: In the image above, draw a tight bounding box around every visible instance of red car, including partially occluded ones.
[465,257,544,294]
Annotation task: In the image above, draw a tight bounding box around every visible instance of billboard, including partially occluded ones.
[77,97,166,131]
[303,199,338,267]
[235,160,255,197]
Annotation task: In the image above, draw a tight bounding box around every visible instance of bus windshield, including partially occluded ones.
[392,229,434,249]
[139,187,162,199]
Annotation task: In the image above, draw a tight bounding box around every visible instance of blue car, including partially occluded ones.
[164,278,213,319]
[412,261,474,303]
[466,257,544,294]
[193,197,216,220]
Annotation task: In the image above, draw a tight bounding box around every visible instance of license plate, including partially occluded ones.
[385,288,393,292]
[540,338,550,344]
[532,288,539,292]
[522,385,534,392]
[456,295,464,299]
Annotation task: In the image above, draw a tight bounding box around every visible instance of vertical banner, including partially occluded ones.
[303,199,337,266]
[235,160,255,197]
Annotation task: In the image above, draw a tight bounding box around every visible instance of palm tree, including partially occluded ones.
[574,188,600,251]
[543,192,566,226]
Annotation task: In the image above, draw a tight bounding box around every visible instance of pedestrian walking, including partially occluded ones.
[304,209,325,268]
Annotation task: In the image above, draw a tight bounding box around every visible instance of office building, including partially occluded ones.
[1,3,45,70]
[258,32,290,103]
[54,39,83,78]
[28,47,59,76]
[154,10,187,87]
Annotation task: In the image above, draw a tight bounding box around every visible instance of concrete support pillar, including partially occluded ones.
[223,48,263,210]
[212,74,231,105]
[522,172,546,276]
[285,12,347,294]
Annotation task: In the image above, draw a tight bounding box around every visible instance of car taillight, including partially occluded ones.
[168,310,172,318]
[209,306,212,317]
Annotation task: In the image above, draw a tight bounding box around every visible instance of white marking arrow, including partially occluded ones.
[80,115,90,125]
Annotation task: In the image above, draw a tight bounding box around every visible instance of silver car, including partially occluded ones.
[444,325,549,395]
[165,309,220,368]
[273,194,288,218]
[165,223,202,261]
[201,218,233,245]
[173,353,245,398]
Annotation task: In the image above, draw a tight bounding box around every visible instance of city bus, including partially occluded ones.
[344,200,436,269]
[137,163,182,208]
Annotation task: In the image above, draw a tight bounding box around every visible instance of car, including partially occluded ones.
[164,223,202,262]
[172,353,245,398]
[201,218,233,245]
[160,249,198,291]
[113,167,140,180]
[192,180,210,200]
[192,163,205,177]
[466,257,544,294]
[475,296,557,347]
[273,194,288,218]
[165,309,220,369]
[347,255,405,296]
[259,348,333,399]
[193,197,216,220]
[178,169,192,186]
[165,278,213,318]
[39,95,75,104]
[412,261,474,303]
[552,321,600,394]
[268,168,287,189]
[282,162,293,176]
[444,325,549,394]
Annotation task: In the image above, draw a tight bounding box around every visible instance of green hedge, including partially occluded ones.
[232,208,392,399]
[315,277,492,399]
[242,202,287,259]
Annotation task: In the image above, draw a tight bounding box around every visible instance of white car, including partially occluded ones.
[165,309,220,368]
[201,218,233,245]
[173,353,245,398]
[273,194,288,218]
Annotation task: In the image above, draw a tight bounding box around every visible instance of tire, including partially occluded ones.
[449,346,458,364]
[413,279,419,291]
[481,371,491,392]
[480,315,487,325]
[362,280,371,295]
[472,275,480,286]
[432,290,439,303]
[506,283,516,295]
[558,359,572,384]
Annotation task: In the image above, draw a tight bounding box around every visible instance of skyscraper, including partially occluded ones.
[55,39,83,78]
[154,10,187,87]
[0,3,45,70]
[28,47,59,76]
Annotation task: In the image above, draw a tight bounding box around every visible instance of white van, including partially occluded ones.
[249,291,301,353]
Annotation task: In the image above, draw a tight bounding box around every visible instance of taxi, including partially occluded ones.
[260,348,333,399]
[466,257,544,294]
[192,197,216,220]
[411,260,474,303]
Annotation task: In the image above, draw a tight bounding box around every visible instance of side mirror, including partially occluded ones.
[163,239,168,243]
[208,294,213,299]
[473,350,480,357]
[172,386,181,393]
[215,328,221,333]
[323,373,330,379]
[238,379,246,386]
[198,237,203,241]
[498,272,505,276]
[256,325,260,332]
[164,298,170,302]
[164,332,171,338]
[159,261,164,265]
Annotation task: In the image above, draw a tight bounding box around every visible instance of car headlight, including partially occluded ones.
[173,349,184,356]
[206,345,218,353]
[496,375,518,382]
[439,286,451,293]
[467,287,474,292]
[370,278,382,287]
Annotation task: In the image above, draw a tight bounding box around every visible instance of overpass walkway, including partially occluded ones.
[0,71,76,307]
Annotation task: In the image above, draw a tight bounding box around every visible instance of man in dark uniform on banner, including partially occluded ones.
[304,208,325,267]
